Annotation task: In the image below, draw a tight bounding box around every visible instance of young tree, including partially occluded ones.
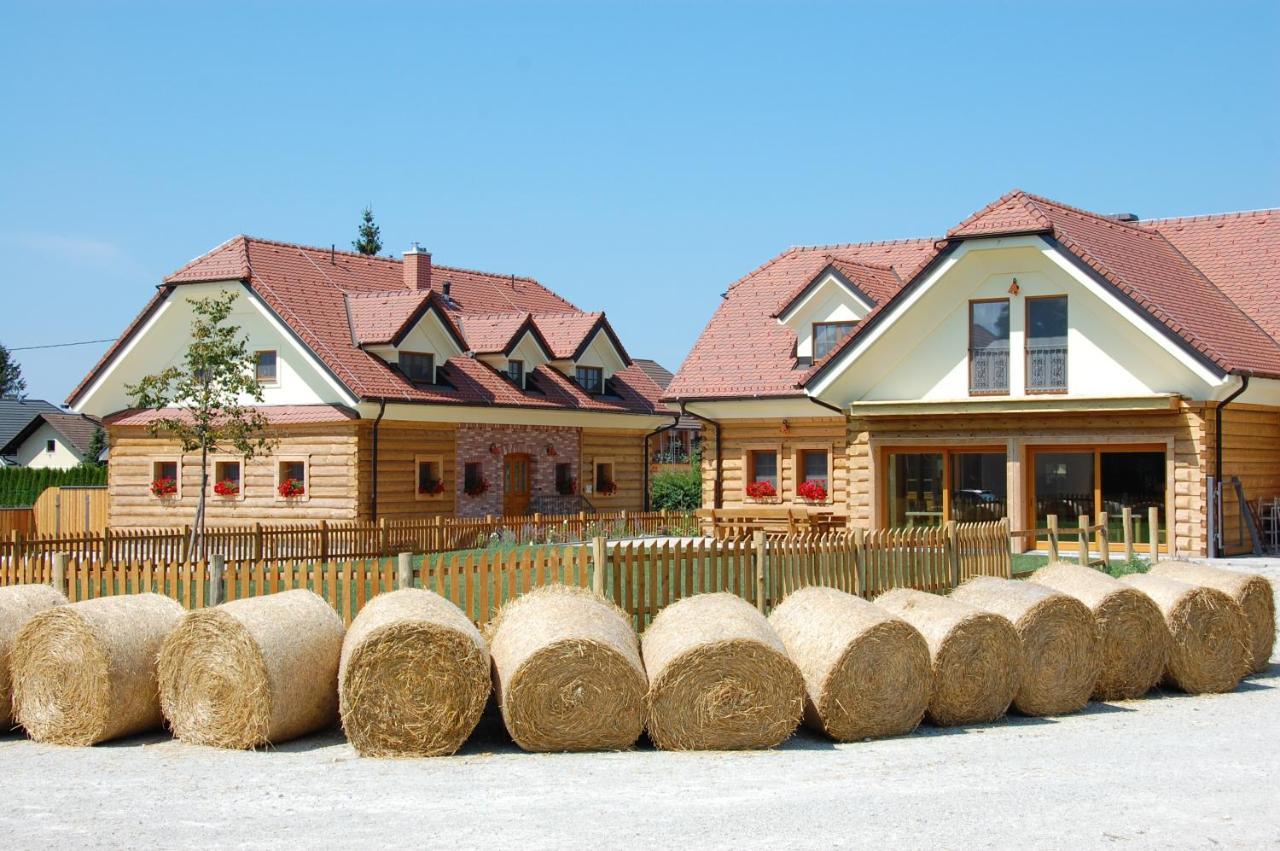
[83,426,108,467]
[352,205,383,256]
[126,292,275,556]
[0,342,27,399]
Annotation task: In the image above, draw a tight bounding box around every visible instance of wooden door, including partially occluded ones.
[503,453,532,515]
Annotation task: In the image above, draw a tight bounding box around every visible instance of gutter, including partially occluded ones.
[680,401,723,509]
[369,398,386,521]
[1212,373,1250,558]
[641,413,682,511]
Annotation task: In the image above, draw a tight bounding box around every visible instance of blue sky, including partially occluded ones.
[1,0,1276,404]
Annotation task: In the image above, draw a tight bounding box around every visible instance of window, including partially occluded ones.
[1030,447,1165,547]
[213,459,242,499]
[507,359,524,387]
[399,351,434,384]
[45,439,55,453]
[463,462,485,495]
[276,458,308,500]
[812,322,856,361]
[969,300,1009,394]
[150,459,180,498]
[594,461,617,496]
[555,462,575,495]
[746,449,779,499]
[883,448,1007,526]
[255,350,278,384]
[416,455,445,499]
[1027,296,1068,393]
[575,366,603,395]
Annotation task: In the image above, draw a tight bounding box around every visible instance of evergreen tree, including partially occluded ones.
[0,342,27,399]
[352,205,383,256]
[84,426,108,466]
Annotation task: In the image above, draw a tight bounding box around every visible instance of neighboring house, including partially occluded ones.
[0,399,98,469]
[68,237,672,527]
[633,359,701,467]
[666,190,1280,558]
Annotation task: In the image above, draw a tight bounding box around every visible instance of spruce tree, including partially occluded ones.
[0,342,26,399]
[352,206,383,256]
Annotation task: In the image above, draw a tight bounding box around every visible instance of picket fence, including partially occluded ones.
[1,521,1011,628]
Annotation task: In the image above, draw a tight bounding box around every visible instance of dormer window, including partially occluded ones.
[575,365,603,395]
[400,351,434,384]
[812,322,856,361]
[507,359,524,387]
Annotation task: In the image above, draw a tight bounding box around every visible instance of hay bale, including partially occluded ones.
[1119,574,1251,694]
[768,587,931,741]
[875,589,1022,727]
[339,588,489,758]
[1149,561,1275,673]
[951,577,1102,716]
[642,592,803,750]
[0,584,67,728]
[486,584,646,752]
[158,589,345,749]
[11,593,183,745]
[1030,563,1170,700]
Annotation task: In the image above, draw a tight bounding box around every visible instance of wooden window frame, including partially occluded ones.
[742,443,782,501]
[211,456,246,502]
[876,444,1007,527]
[399,351,435,384]
[575,365,604,395]
[254,350,279,386]
[507,359,525,388]
[968,298,1010,397]
[150,456,182,500]
[1024,295,1069,395]
[415,454,447,502]
[792,443,834,505]
[274,454,311,503]
[811,321,856,362]
[592,458,617,497]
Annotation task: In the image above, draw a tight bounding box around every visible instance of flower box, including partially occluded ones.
[464,477,489,497]
[745,480,776,500]
[418,480,446,496]
[278,478,305,498]
[150,478,177,497]
[213,479,240,497]
[597,480,618,496]
[796,479,828,503]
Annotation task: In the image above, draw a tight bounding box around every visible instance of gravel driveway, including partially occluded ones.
[4,561,1278,850]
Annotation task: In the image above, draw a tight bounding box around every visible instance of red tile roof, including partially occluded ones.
[106,404,359,427]
[459,312,534,354]
[669,191,1280,400]
[345,290,432,345]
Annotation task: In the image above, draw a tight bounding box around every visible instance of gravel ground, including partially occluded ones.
[3,561,1278,850]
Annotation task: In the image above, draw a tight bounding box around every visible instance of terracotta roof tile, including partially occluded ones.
[345,290,432,345]
[531,312,605,359]
[458,312,532,354]
[105,404,359,426]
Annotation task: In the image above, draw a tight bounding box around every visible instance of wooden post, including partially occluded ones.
[591,536,606,596]
[319,520,329,562]
[752,529,766,613]
[180,525,191,564]
[1077,514,1090,566]
[945,520,960,589]
[379,516,389,556]
[208,554,225,608]
[397,552,414,590]
[1148,506,1160,564]
[1119,506,1133,563]
[1097,511,1110,565]
[999,516,1012,579]
[1047,514,1060,563]
[52,551,67,595]
[252,522,263,561]
[853,526,866,597]
[620,509,629,536]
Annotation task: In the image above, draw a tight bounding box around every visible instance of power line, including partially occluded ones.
[9,338,118,352]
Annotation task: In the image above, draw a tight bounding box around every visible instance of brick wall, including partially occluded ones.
[455,424,579,517]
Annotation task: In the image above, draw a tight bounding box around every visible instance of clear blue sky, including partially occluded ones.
[2,1,1277,404]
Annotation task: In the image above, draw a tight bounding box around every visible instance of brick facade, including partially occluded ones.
[455,424,580,517]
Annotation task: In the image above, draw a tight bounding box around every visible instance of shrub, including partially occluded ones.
[0,464,107,507]
[651,468,701,511]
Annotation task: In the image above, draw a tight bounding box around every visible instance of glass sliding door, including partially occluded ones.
[886,452,944,527]
[950,452,1007,522]
[884,448,1008,527]
[1101,451,1165,547]
[1029,446,1167,548]
[1033,451,1094,531]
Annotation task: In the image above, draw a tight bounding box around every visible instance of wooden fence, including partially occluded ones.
[1011,509,1161,568]
[0,507,35,538]
[3,521,1012,628]
[33,486,109,535]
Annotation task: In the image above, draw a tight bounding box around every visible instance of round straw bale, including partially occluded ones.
[642,592,803,750]
[1,584,67,728]
[339,588,489,758]
[485,584,646,752]
[1119,574,1251,694]
[768,587,931,741]
[874,589,1022,727]
[1030,563,1169,700]
[158,589,345,749]
[1149,561,1274,673]
[12,593,183,745]
[951,576,1101,716]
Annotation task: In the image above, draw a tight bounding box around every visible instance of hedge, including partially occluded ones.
[0,465,107,507]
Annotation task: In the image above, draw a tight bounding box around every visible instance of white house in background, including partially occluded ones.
[0,400,101,469]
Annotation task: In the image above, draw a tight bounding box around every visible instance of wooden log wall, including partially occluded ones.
[1201,402,1280,556]
[699,417,848,512]
[357,420,458,521]
[580,428,647,511]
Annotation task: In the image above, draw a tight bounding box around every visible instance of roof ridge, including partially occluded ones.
[790,235,940,252]
[1142,208,1280,225]
[828,256,899,273]
[165,235,251,281]
[1020,191,1151,230]
[344,289,429,300]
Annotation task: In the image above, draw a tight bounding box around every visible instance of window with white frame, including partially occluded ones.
[213,459,243,499]
[276,457,308,500]
[150,459,180,498]
[255,350,278,385]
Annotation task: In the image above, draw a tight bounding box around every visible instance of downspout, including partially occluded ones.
[642,414,682,511]
[369,399,386,521]
[680,401,723,509]
[1212,373,1249,558]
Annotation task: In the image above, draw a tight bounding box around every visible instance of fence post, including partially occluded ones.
[52,551,67,595]
[397,552,414,590]
[1148,506,1160,564]
[1047,514,1059,562]
[100,527,111,564]
[591,536,606,596]
[1077,515,1090,566]
[752,529,766,613]
[180,525,191,563]
[379,517,389,556]
[853,527,865,597]
[999,517,1012,578]
[319,520,329,562]
[208,554,225,608]
[1097,512,1110,565]
[945,520,960,588]
[1122,507,1134,563]
[620,509,629,536]
[252,522,263,561]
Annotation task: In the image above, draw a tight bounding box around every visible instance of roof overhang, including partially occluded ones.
[675,395,844,421]
[358,401,672,430]
[572,316,633,366]
[848,394,1183,418]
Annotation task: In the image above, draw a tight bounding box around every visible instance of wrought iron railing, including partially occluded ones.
[969,347,1009,394]
[1027,343,1067,392]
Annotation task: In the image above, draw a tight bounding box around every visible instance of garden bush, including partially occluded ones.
[650,468,701,511]
[0,464,106,507]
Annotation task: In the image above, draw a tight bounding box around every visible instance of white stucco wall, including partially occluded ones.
[780,273,873,359]
[813,239,1224,407]
[14,422,83,469]
[551,327,627,381]
[476,330,550,387]
[367,308,465,384]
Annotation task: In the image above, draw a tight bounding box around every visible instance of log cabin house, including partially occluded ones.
[665,191,1280,557]
[67,238,673,527]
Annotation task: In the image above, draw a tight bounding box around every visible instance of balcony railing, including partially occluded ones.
[969,347,1009,394]
[1027,343,1067,393]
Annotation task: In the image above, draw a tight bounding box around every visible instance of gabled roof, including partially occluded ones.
[344,289,467,350]
[773,257,902,319]
[0,410,100,458]
[532,312,632,364]
[668,190,1280,401]
[0,398,64,453]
